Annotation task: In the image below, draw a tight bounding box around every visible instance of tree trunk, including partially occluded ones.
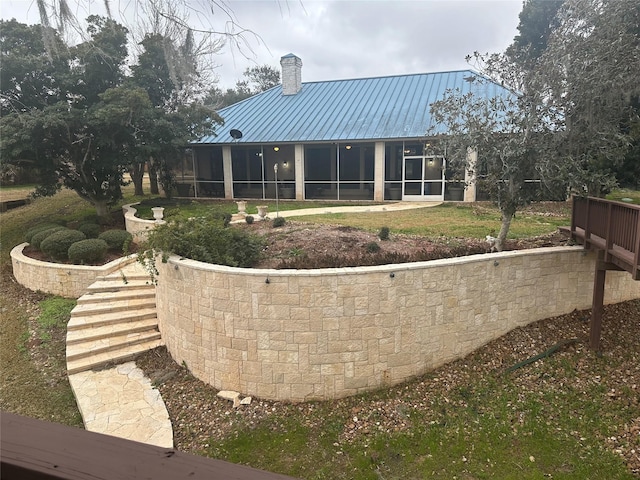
[130,163,145,196]
[94,200,110,220]
[495,211,514,252]
[148,160,159,195]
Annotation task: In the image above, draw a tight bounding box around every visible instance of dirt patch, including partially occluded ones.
[240,221,570,269]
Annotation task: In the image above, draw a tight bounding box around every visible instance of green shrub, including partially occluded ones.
[40,230,86,260]
[30,226,67,249]
[25,223,61,243]
[221,212,232,227]
[378,226,390,241]
[272,216,286,228]
[143,217,264,267]
[365,241,381,253]
[245,215,254,224]
[77,223,101,238]
[68,239,109,264]
[98,230,133,252]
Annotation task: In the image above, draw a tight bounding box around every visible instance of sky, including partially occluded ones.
[0,0,524,88]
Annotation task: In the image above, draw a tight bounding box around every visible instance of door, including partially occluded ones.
[403,156,444,201]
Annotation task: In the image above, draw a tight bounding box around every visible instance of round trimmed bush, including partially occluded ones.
[40,230,86,260]
[98,229,132,253]
[68,239,109,264]
[272,216,286,228]
[25,223,61,243]
[78,223,101,238]
[245,215,254,224]
[30,226,67,249]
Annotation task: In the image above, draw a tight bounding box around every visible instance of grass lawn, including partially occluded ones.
[1,186,638,479]
[288,202,571,239]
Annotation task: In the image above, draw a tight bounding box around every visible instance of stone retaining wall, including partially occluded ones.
[123,203,162,243]
[11,243,136,298]
[154,247,640,402]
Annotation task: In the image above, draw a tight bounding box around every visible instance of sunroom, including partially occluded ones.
[179,54,509,202]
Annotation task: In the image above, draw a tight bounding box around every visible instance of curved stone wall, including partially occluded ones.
[11,243,137,298]
[123,203,164,243]
[154,247,640,402]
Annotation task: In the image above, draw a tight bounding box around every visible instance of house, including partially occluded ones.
[184,54,512,202]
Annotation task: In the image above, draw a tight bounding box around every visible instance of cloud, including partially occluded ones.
[0,0,523,87]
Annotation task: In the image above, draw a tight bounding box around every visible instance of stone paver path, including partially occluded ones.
[68,362,173,448]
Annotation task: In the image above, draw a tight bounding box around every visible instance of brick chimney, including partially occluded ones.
[280,54,302,95]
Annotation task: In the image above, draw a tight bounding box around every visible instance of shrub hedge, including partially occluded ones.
[25,223,62,243]
[30,226,67,249]
[143,217,264,267]
[98,230,132,253]
[77,223,101,238]
[41,230,86,260]
[68,239,109,264]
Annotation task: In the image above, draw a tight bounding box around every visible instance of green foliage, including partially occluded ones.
[365,241,381,253]
[40,230,86,260]
[204,64,280,108]
[272,216,286,228]
[221,212,232,227]
[378,226,390,240]
[25,223,61,243]
[0,18,220,214]
[30,226,67,249]
[98,230,132,252]
[36,297,76,342]
[143,217,264,267]
[245,215,254,224]
[77,223,101,238]
[68,239,108,264]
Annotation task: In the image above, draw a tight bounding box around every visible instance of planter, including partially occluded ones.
[236,201,247,214]
[151,207,165,222]
[257,205,269,219]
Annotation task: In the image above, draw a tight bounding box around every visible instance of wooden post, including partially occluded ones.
[589,251,607,350]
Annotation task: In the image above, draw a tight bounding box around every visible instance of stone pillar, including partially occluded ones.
[223,146,233,199]
[464,147,477,202]
[295,144,304,200]
[374,142,385,201]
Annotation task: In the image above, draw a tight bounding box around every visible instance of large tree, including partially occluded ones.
[1,17,131,216]
[0,17,218,216]
[430,0,639,250]
[533,0,640,196]
[205,64,280,108]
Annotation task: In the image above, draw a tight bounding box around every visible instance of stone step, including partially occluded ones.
[98,272,152,282]
[67,308,158,330]
[76,289,155,305]
[66,339,164,375]
[66,318,159,345]
[66,330,162,362]
[70,297,156,317]
[86,279,154,293]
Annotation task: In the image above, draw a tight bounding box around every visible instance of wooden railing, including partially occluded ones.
[1,412,297,480]
[571,196,640,280]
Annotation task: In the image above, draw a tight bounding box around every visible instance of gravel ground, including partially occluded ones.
[136,299,640,475]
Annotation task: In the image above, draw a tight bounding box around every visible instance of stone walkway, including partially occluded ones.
[68,201,440,448]
[67,261,173,448]
[68,362,173,448]
[232,201,442,222]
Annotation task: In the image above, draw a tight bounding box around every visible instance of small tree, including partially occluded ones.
[429,75,551,251]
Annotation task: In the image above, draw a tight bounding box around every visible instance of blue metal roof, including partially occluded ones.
[196,69,513,145]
